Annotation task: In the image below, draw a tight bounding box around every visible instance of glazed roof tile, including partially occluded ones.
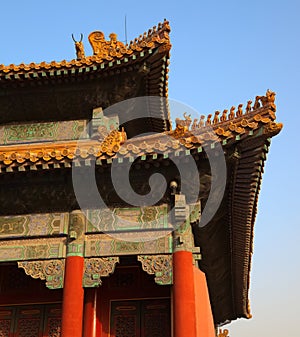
[0,21,171,131]
[0,20,171,78]
[0,90,282,170]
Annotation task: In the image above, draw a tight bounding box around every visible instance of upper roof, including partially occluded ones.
[0,20,171,134]
[0,20,170,76]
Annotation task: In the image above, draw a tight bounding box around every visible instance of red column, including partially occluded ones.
[193,267,216,337]
[173,250,197,337]
[61,256,84,337]
[83,288,98,337]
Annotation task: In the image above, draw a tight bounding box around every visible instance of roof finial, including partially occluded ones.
[72,33,85,60]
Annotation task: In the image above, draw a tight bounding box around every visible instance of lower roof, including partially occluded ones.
[0,91,282,324]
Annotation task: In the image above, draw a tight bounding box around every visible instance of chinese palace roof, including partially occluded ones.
[0,20,171,135]
[0,21,282,325]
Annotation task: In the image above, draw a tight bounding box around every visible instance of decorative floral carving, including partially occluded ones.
[137,255,172,285]
[83,257,119,287]
[18,259,65,289]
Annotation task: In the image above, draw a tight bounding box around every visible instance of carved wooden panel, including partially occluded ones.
[110,301,139,337]
[141,300,170,337]
[0,304,61,337]
[0,308,13,337]
[110,299,170,337]
[16,317,41,337]
[43,306,62,337]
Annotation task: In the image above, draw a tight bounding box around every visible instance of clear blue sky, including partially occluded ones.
[1,1,299,335]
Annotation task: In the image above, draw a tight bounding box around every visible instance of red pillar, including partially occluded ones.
[83,288,98,337]
[61,256,84,337]
[173,250,197,337]
[194,267,216,337]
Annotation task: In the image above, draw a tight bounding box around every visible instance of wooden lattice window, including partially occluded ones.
[110,299,170,337]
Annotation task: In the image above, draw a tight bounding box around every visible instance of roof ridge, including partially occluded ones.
[172,89,277,132]
[0,19,171,74]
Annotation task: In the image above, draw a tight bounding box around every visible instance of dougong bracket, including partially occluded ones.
[18,259,65,289]
[137,254,172,285]
[83,257,119,287]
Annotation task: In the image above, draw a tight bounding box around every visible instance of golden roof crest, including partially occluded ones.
[88,31,126,58]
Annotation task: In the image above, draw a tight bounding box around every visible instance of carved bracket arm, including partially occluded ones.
[137,254,173,285]
[18,259,65,289]
[83,257,119,287]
